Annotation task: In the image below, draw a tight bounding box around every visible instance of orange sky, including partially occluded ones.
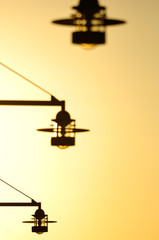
[0,0,159,239]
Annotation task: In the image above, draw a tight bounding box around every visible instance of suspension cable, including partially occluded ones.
[0,62,52,96]
[0,178,34,201]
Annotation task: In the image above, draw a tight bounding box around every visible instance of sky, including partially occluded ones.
[0,0,159,239]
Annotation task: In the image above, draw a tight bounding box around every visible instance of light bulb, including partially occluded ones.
[58,145,69,149]
[81,43,96,49]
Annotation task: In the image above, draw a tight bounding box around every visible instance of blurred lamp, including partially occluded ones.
[52,0,126,48]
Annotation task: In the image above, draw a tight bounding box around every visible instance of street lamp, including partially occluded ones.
[52,0,126,48]
[37,109,89,149]
[0,62,89,148]
[0,178,56,234]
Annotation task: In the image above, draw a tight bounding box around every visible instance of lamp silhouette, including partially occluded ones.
[37,109,89,148]
[23,207,57,234]
[0,62,89,147]
[0,178,56,234]
[52,0,126,48]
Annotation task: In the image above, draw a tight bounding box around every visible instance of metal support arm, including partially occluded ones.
[0,96,65,110]
[0,200,41,208]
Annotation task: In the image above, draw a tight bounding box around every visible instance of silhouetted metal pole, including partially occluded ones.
[0,200,41,208]
[0,97,65,109]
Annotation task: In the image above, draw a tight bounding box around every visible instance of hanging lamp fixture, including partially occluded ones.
[0,178,56,234]
[0,62,89,148]
[52,0,126,48]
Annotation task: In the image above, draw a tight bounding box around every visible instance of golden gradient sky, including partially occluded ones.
[0,0,159,239]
